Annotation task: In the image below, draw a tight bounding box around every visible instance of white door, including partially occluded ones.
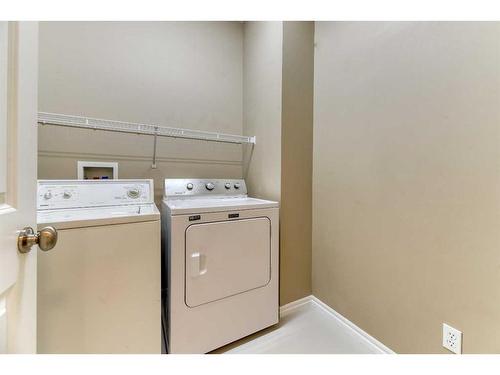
[185,217,271,307]
[0,21,39,354]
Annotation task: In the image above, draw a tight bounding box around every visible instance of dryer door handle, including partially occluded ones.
[190,252,207,277]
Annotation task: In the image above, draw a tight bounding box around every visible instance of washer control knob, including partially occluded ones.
[63,191,72,199]
[224,182,231,189]
[186,183,194,190]
[43,191,52,200]
[234,183,241,189]
[206,182,215,191]
[127,188,140,199]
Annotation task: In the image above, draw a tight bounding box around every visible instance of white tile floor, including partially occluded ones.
[216,299,386,354]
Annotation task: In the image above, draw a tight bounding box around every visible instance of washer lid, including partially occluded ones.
[165,197,278,215]
[37,203,160,229]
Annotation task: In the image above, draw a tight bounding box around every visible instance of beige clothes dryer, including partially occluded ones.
[37,179,161,354]
[161,179,279,354]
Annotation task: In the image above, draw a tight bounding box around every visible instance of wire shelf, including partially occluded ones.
[37,112,256,145]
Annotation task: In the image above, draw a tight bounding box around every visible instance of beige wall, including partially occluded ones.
[38,22,243,200]
[243,21,314,306]
[280,22,314,305]
[242,21,282,202]
[313,22,500,353]
[242,21,289,303]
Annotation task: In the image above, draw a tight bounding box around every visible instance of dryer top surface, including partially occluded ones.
[164,197,278,215]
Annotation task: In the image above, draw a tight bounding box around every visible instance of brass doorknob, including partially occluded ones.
[17,226,58,253]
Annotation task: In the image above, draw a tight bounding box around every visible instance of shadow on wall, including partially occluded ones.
[242,143,255,181]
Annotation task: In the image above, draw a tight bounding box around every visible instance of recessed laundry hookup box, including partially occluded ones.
[77,161,118,180]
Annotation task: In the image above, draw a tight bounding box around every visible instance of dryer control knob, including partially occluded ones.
[234,183,241,189]
[224,183,231,189]
[186,183,194,190]
[206,182,215,191]
[43,192,52,200]
[63,191,72,199]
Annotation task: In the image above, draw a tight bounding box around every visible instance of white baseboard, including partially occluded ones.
[279,295,313,315]
[280,295,395,354]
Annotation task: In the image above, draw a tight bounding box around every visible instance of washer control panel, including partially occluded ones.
[37,179,154,210]
[164,179,247,198]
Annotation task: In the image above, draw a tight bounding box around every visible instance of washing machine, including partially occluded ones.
[161,178,279,354]
[37,179,161,354]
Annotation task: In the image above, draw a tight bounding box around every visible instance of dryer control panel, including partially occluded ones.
[37,179,154,210]
[164,179,247,198]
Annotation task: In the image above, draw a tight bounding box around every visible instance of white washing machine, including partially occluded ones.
[37,179,161,354]
[161,178,279,354]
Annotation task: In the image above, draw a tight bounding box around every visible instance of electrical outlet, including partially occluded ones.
[443,323,462,354]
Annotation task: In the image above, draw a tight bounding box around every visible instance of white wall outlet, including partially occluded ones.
[443,323,462,354]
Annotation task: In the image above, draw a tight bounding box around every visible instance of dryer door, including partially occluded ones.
[185,217,271,307]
